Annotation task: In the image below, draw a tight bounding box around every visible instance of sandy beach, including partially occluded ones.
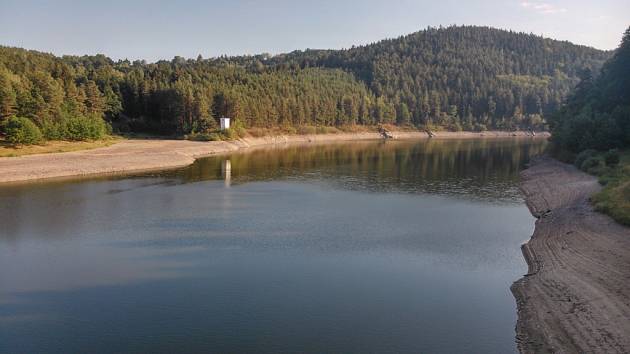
[0,131,543,184]
[512,157,630,353]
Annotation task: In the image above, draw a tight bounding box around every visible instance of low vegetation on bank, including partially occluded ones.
[549,27,630,224]
[0,113,112,155]
[569,148,630,225]
[593,166,630,226]
[0,136,120,157]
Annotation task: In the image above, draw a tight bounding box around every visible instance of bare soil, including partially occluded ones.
[512,156,630,353]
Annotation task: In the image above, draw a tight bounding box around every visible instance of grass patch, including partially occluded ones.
[0,136,122,157]
[578,150,630,226]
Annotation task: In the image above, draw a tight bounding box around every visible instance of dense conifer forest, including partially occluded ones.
[549,27,630,153]
[0,26,611,141]
[546,26,630,226]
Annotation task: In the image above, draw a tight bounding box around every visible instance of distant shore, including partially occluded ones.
[0,130,547,184]
[512,157,630,353]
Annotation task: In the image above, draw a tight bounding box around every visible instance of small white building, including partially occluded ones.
[220,117,231,130]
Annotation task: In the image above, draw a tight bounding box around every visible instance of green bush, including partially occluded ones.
[580,156,602,173]
[297,126,317,135]
[283,126,298,135]
[186,132,223,141]
[230,120,247,137]
[593,181,630,226]
[605,149,621,167]
[40,113,110,141]
[186,128,243,142]
[473,123,487,132]
[447,122,463,132]
[41,120,67,140]
[574,149,597,169]
[64,114,109,141]
[187,120,246,142]
[3,116,43,145]
[191,117,217,134]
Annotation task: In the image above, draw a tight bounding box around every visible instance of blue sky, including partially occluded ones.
[1,0,628,61]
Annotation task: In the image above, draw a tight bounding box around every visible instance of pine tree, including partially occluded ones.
[84,81,106,115]
[0,67,17,120]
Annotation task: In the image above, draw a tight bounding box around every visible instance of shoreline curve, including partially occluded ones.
[0,131,546,185]
[512,156,630,353]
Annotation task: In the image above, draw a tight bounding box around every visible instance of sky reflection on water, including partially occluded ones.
[0,138,546,353]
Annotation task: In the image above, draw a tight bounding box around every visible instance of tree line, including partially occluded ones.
[549,26,630,154]
[0,26,611,142]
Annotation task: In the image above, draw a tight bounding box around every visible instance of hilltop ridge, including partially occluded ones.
[0,26,611,138]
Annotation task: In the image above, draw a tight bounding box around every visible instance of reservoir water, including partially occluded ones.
[0,138,546,353]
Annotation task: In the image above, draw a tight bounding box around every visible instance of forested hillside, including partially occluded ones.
[276,26,609,130]
[550,27,630,153]
[0,26,610,141]
[547,26,630,226]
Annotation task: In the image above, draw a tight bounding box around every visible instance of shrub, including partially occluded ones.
[3,116,43,145]
[574,149,597,169]
[282,125,298,135]
[604,149,621,167]
[447,122,463,132]
[593,181,630,226]
[64,114,109,141]
[191,117,217,134]
[186,132,221,141]
[580,156,602,173]
[41,120,68,140]
[473,123,487,132]
[297,126,317,135]
[40,113,110,141]
[186,129,237,142]
[315,126,339,134]
[230,120,247,137]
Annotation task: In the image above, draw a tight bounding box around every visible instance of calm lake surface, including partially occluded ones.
[0,138,546,353]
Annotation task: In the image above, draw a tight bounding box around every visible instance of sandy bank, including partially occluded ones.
[512,157,630,353]
[0,130,545,184]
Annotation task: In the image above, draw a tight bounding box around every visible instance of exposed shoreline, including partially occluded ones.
[0,130,545,185]
[512,156,630,353]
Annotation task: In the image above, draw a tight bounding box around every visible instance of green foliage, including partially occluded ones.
[230,120,247,137]
[191,116,218,134]
[593,181,630,226]
[3,116,43,145]
[186,132,222,141]
[580,156,602,174]
[63,113,110,141]
[186,121,245,142]
[41,113,109,141]
[605,149,621,167]
[591,150,630,225]
[574,149,598,169]
[297,126,317,135]
[547,27,630,226]
[550,26,630,153]
[276,26,607,130]
[0,26,610,136]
